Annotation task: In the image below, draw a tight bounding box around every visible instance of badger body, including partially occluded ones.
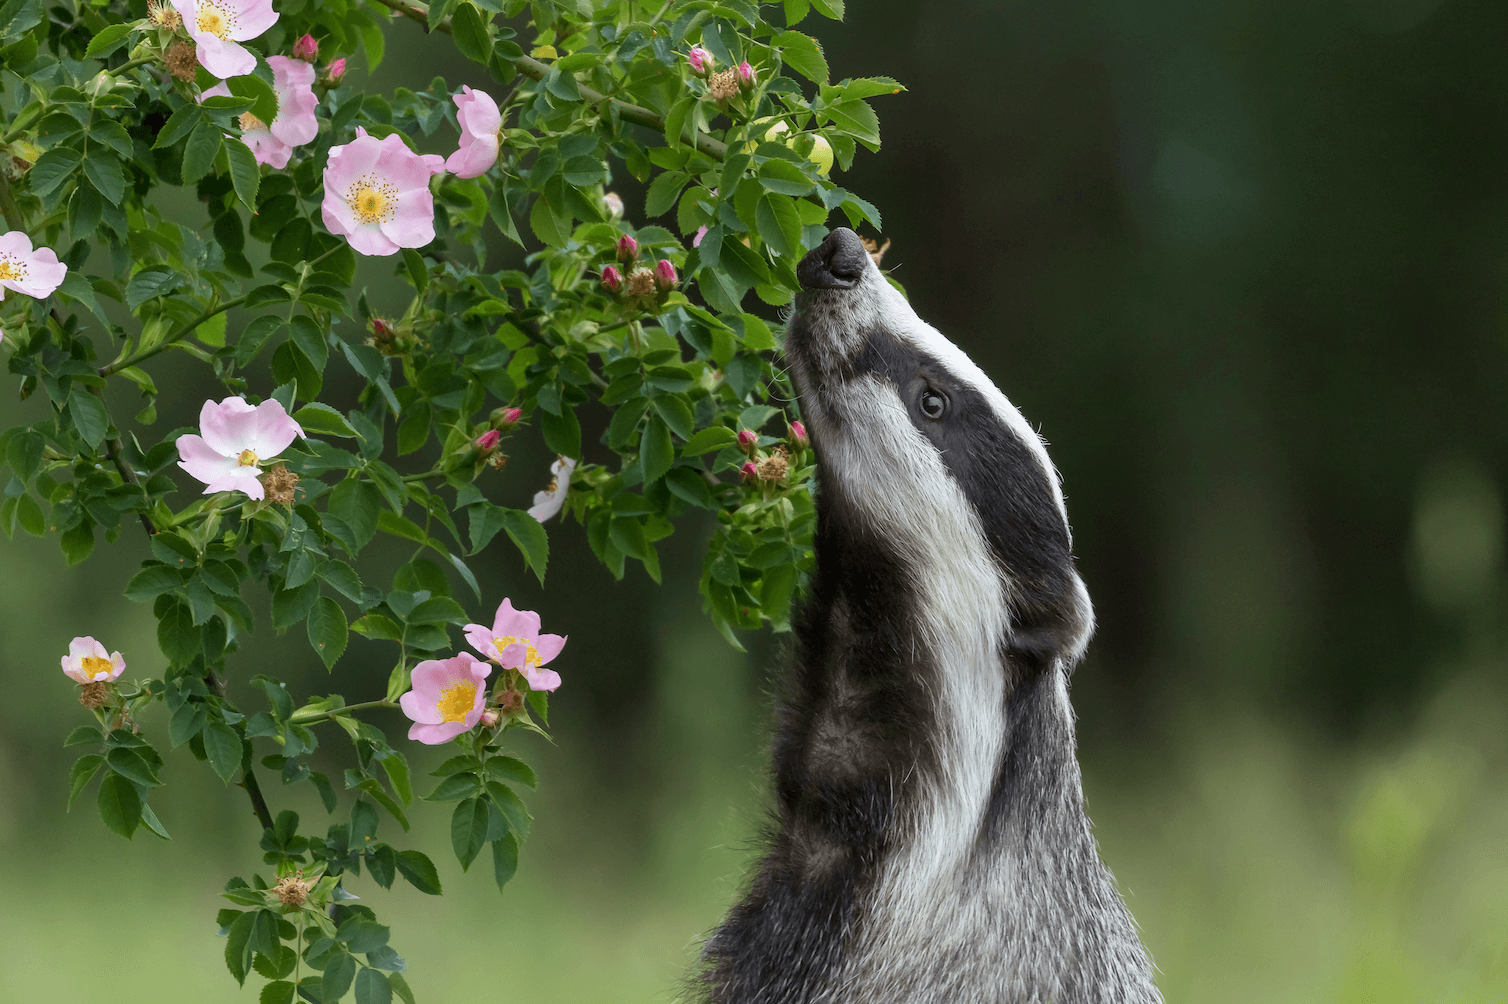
[698,229,1160,1004]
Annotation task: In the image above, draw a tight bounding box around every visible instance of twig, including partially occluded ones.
[239,747,276,832]
[366,0,729,159]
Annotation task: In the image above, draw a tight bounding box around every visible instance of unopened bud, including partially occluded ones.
[687,46,713,77]
[740,460,759,482]
[737,429,757,454]
[292,33,319,62]
[323,57,346,86]
[737,61,756,90]
[654,259,678,290]
[479,709,500,728]
[491,406,522,429]
[475,429,501,452]
[615,233,639,262]
[788,420,808,450]
[602,192,624,219]
[601,265,623,294]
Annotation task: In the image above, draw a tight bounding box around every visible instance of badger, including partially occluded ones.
[696,228,1161,1003]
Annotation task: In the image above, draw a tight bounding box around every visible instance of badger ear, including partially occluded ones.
[1004,570,1094,671]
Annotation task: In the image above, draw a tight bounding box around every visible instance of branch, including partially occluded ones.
[366,0,729,160]
[239,758,276,832]
[98,294,248,378]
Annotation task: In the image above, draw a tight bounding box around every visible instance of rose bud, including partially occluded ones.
[475,429,501,452]
[602,191,624,219]
[737,429,757,454]
[491,406,522,429]
[788,420,808,450]
[687,46,713,77]
[737,61,756,90]
[601,264,624,294]
[292,33,318,62]
[654,258,678,290]
[479,709,501,728]
[740,460,759,482]
[323,57,346,86]
[615,233,639,262]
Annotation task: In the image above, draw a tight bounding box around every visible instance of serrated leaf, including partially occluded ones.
[502,510,548,583]
[68,754,104,808]
[307,597,348,670]
[97,772,141,838]
[203,721,243,783]
[225,138,260,209]
[182,120,224,187]
[293,403,359,438]
[450,797,489,871]
[84,22,133,58]
[777,31,828,83]
[394,850,442,895]
[640,415,674,483]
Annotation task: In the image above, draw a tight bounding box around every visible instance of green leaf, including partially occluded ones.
[756,192,803,260]
[646,171,688,218]
[84,22,133,57]
[825,98,881,148]
[68,754,104,809]
[777,31,828,83]
[390,974,416,1004]
[261,981,295,1004]
[64,725,103,747]
[681,426,739,455]
[323,953,356,1003]
[225,911,255,986]
[485,755,537,789]
[293,403,359,438]
[182,120,224,187]
[329,480,381,550]
[96,772,141,838]
[154,104,203,149]
[169,701,208,749]
[225,139,261,209]
[450,2,492,62]
[381,752,413,805]
[15,493,44,536]
[27,147,81,197]
[492,832,519,892]
[450,797,489,871]
[394,850,442,895]
[68,389,108,450]
[424,773,481,801]
[811,0,844,17]
[539,407,581,458]
[401,249,428,293]
[83,154,125,206]
[7,429,44,483]
[125,564,186,602]
[640,416,674,483]
[203,722,243,783]
[502,510,549,583]
[354,969,392,1004]
[307,597,349,670]
[228,70,279,128]
[485,780,531,837]
[529,196,568,248]
[107,747,162,788]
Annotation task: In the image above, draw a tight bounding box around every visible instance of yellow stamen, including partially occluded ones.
[80,655,113,680]
[196,0,233,39]
[238,112,265,132]
[237,449,258,467]
[0,259,23,282]
[436,681,478,722]
[494,635,542,667]
[346,175,399,225]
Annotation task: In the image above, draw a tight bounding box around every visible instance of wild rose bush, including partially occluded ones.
[0,0,895,998]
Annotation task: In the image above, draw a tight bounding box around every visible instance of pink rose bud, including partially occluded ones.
[687,46,713,76]
[493,406,522,429]
[480,709,500,728]
[602,192,624,219]
[292,33,318,62]
[324,57,346,85]
[789,420,808,450]
[615,233,638,262]
[475,429,501,452]
[654,258,678,289]
[601,265,623,294]
[737,429,757,453]
[740,460,759,482]
[737,61,756,89]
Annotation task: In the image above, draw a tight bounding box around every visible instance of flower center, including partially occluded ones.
[238,112,265,132]
[346,176,399,225]
[494,635,542,667]
[0,257,23,282]
[80,655,113,679]
[196,0,234,39]
[436,681,478,723]
[237,449,258,467]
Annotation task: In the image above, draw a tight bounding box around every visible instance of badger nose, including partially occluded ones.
[797,227,868,290]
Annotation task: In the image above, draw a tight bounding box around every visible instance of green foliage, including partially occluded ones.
[0,0,896,997]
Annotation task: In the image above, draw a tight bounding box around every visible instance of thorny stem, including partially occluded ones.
[105,56,154,78]
[239,755,276,832]
[98,294,249,377]
[365,0,729,159]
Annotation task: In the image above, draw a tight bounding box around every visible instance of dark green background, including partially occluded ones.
[3,1,1506,1000]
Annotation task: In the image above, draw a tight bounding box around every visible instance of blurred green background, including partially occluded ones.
[5,0,1508,1000]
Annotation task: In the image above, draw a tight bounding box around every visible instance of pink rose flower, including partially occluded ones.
[527,456,576,524]
[463,599,566,692]
[445,85,502,179]
[291,33,317,62]
[61,637,126,684]
[399,653,493,744]
[692,225,708,248]
[227,56,319,169]
[176,396,305,500]
[0,231,67,300]
[171,0,278,80]
[322,127,446,257]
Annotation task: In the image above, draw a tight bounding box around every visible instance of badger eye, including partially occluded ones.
[919,388,947,420]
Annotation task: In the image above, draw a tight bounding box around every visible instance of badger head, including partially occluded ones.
[785,228,1093,673]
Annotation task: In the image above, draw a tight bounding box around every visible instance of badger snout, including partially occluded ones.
[798,227,869,290]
